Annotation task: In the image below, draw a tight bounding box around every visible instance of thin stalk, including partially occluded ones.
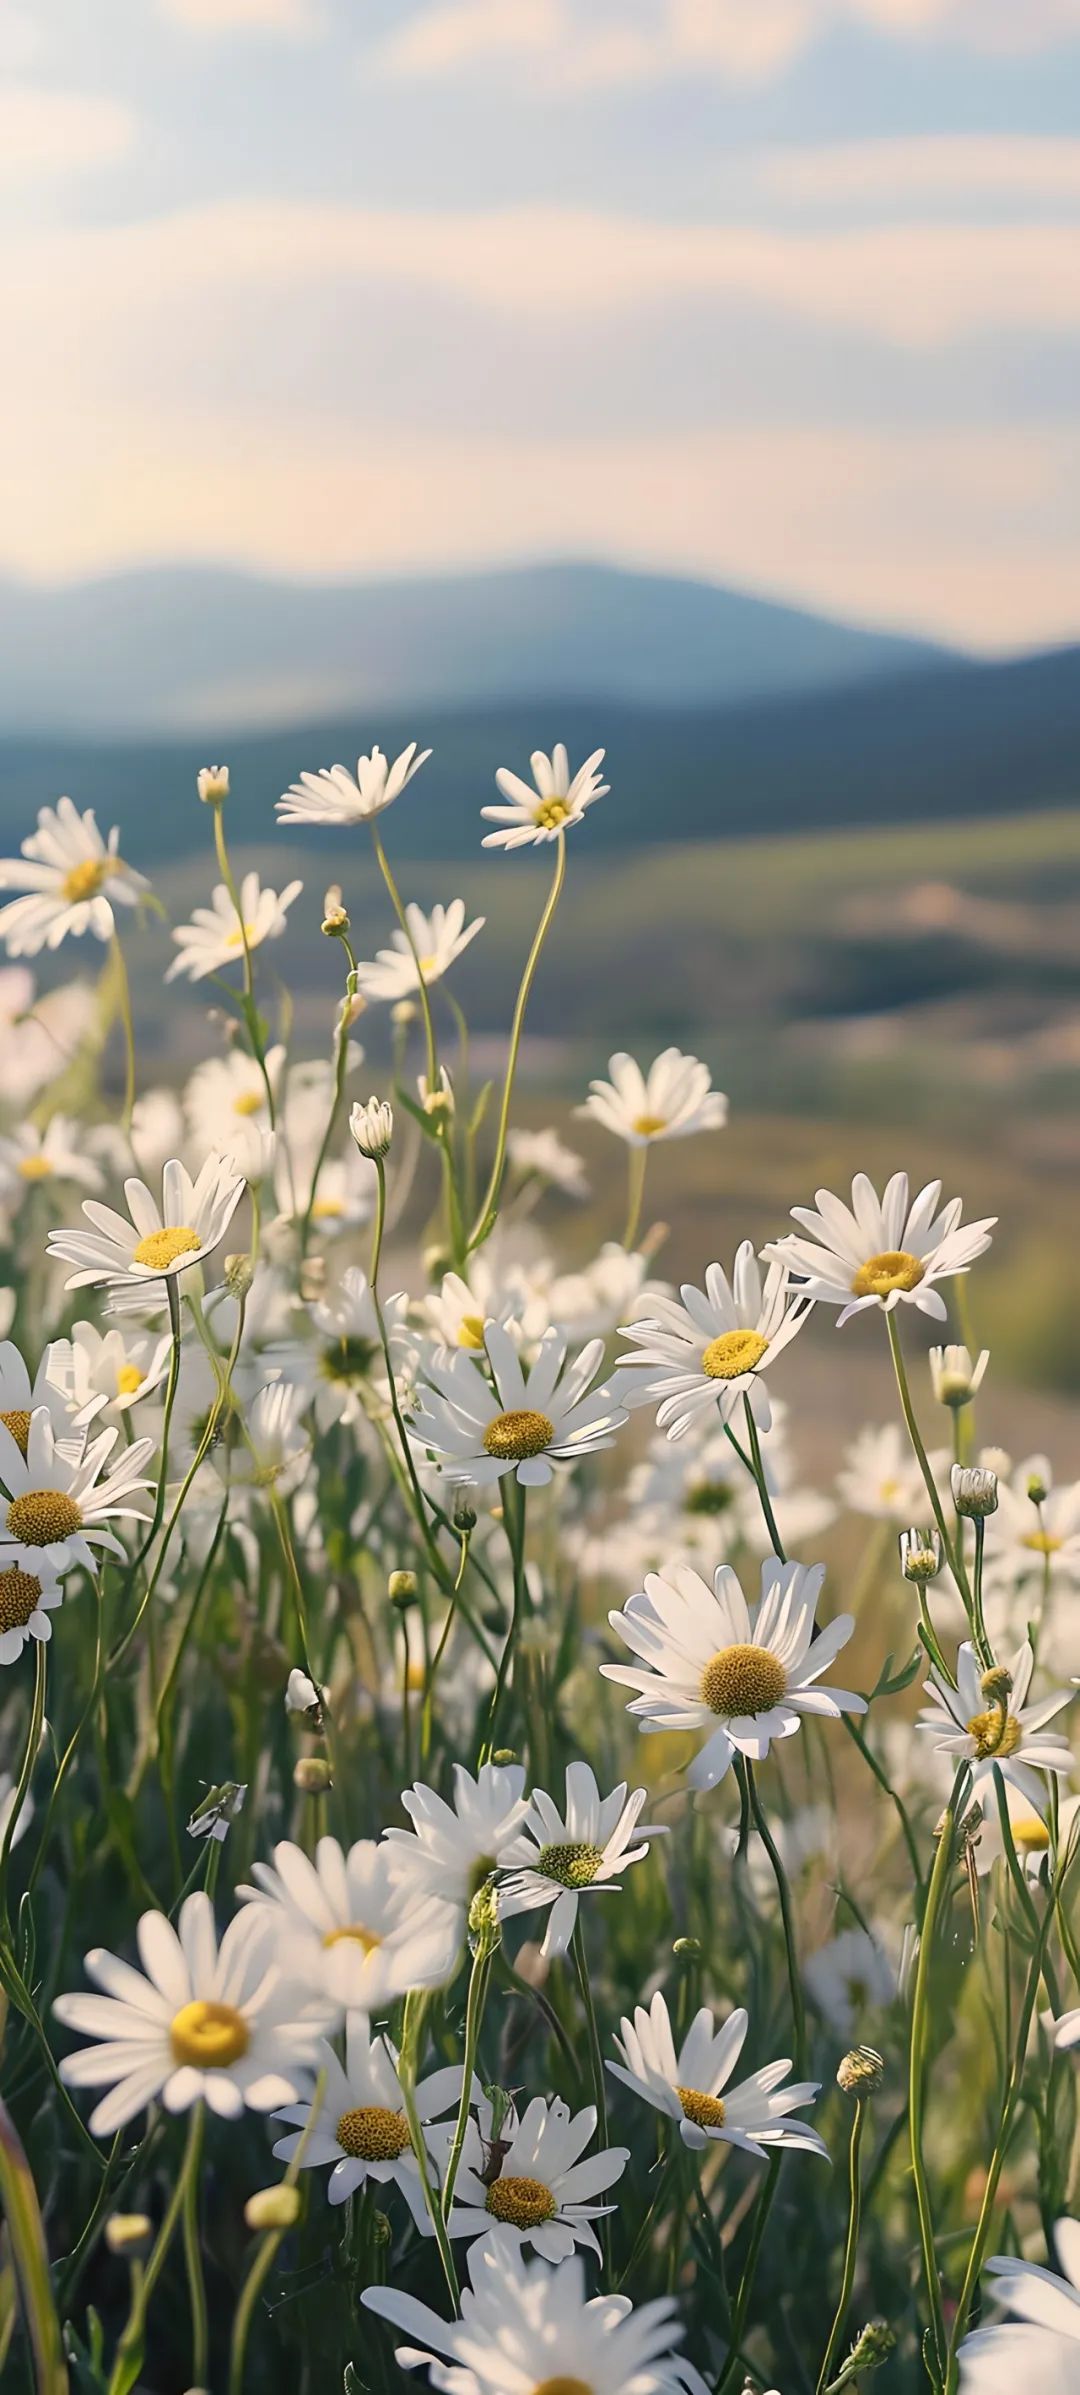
[110,933,137,1134]
[181,2102,208,2386]
[908,1775,963,2389]
[441,1925,497,2224]
[399,1992,460,2307]
[469,832,566,1249]
[715,2154,782,2395]
[478,1478,527,1766]
[421,1530,471,1765]
[886,1312,968,1600]
[0,1635,46,1915]
[108,2106,204,2395]
[816,2097,869,2393]
[228,2067,327,2395]
[212,803,277,1125]
[622,1142,649,1252]
[370,825,438,1091]
[299,936,358,1255]
[744,1759,806,2076]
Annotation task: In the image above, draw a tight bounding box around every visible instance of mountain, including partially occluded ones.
[0,561,952,737]
[1,642,1078,866]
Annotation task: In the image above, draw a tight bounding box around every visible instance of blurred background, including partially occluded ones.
[3,0,1080,1427]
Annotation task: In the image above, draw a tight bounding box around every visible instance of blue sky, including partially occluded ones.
[3,0,1080,647]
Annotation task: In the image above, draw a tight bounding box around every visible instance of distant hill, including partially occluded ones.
[0,561,952,737]
[0,640,1078,867]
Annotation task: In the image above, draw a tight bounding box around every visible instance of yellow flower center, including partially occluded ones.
[457,1313,487,1350]
[485,2174,557,2229]
[225,921,259,948]
[685,1478,736,1517]
[701,1642,787,1717]
[534,2383,593,2395]
[335,2104,410,2161]
[322,1923,382,1955]
[0,1409,33,1457]
[678,2085,727,2130]
[131,1226,202,1272]
[6,1490,83,1547]
[17,1154,53,1181]
[62,858,108,904]
[116,1364,144,1397]
[170,1998,250,2069]
[535,1840,605,1889]
[1012,1815,1050,1852]
[851,1249,925,1299]
[233,1090,264,1117]
[482,1408,554,1461]
[631,1112,669,1137]
[1023,1530,1063,1556]
[418,954,438,976]
[311,1196,343,1221]
[0,1566,44,1632]
[701,1328,770,1381]
[533,797,571,830]
[966,1708,1022,1760]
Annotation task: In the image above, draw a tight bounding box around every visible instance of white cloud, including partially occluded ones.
[374,0,1080,86]
[759,135,1080,205]
[0,82,136,181]
[158,0,322,34]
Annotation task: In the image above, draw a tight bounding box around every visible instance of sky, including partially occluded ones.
[3,0,1080,650]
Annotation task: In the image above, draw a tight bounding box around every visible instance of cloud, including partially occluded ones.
[374,0,1080,86]
[0,82,136,182]
[758,136,1080,205]
[158,0,323,34]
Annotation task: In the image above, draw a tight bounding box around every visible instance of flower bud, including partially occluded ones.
[418,1067,454,1118]
[285,1666,323,1721]
[951,1464,998,1518]
[1027,1471,1049,1506]
[929,1344,989,1410]
[899,1527,941,1584]
[196,764,229,806]
[391,998,418,1027]
[980,1663,1013,1703]
[244,2184,302,2233]
[673,1936,703,1961]
[836,2045,884,2095]
[844,2320,895,2374]
[293,1756,332,1795]
[370,2209,391,2247]
[388,1570,418,1606]
[105,2212,153,2257]
[453,1495,478,1533]
[223,1252,255,1300]
[468,1874,501,1947]
[321,885,350,938]
[350,1097,393,1160]
[492,1747,517,1766]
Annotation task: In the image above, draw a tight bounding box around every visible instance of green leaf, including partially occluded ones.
[0,2096,69,2393]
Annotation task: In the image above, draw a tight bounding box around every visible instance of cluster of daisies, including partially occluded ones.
[1,739,1079,2395]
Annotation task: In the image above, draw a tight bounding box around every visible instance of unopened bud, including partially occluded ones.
[492,1747,517,1766]
[899,1527,942,1584]
[418,1067,454,1119]
[388,1570,418,1606]
[350,1097,393,1160]
[196,764,229,807]
[293,1756,332,1796]
[836,2045,884,2096]
[1027,1472,1049,1507]
[673,1936,702,1962]
[223,1252,255,1300]
[105,2212,153,2257]
[244,2184,301,2232]
[321,885,350,938]
[843,2320,895,2375]
[929,1344,989,1410]
[370,2209,391,2247]
[980,1663,1013,1703]
[453,1496,478,1533]
[951,1464,998,1519]
[392,998,418,1027]
[468,1875,500,1946]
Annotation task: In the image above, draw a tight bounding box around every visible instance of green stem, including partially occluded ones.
[908,1775,963,2389]
[744,1758,807,2076]
[715,2155,782,2395]
[299,937,358,1256]
[441,1928,496,2224]
[468,832,566,1250]
[0,1636,46,1922]
[181,2103,208,2385]
[108,2106,204,2395]
[227,2068,327,2395]
[111,933,137,1135]
[399,1992,460,2307]
[212,803,277,1126]
[478,1477,527,1765]
[817,2097,868,2394]
[886,1312,968,1601]
[622,1142,649,1252]
[370,826,438,1091]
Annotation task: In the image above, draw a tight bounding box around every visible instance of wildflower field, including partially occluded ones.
[0,741,1078,2395]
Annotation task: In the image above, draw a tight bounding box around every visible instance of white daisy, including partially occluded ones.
[46,1153,246,1294]
[0,1546,66,1665]
[363,2233,709,2395]
[237,1837,463,2024]
[272,2014,466,2219]
[411,1323,626,1489]
[803,1927,900,2037]
[762,1171,996,1327]
[548,1245,668,1344]
[438,2093,629,2262]
[506,1127,590,1199]
[617,1243,806,1439]
[608,1990,827,2160]
[0,799,147,957]
[498,1762,664,1960]
[266,1268,407,1429]
[0,1338,85,1449]
[128,1088,186,1183]
[0,1117,104,1206]
[958,2220,1080,2393]
[383,1762,530,1913]
[916,1640,1073,1819]
[53,1891,321,2136]
[983,1458,1080,1604]
[45,1322,172,1427]
[1,965,88,1110]
[353,900,484,1004]
[579,1049,727,1148]
[0,1406,153,1577]
[184,1046,283,1180]
[603,1555,865,1791]
[419,1248,550,1357]
[836,1423,925,1523]
[166,873,302,984]
[929,1343,990,1408]
[482,743,608,851]
[277,742,431,829]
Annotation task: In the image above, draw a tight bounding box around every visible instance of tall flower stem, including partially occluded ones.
[571,1916,611,2269]
[743,1758,807,2076]
[715,2154,781,2395]
[441,1913,498,2224]
[469,832,566,1250]
[107,2105,204,2395]
[110,933,137,1135]
[478,1477,527,1766]
[885,1313,968,1602]
[211,802,277,1125]
[181,2102,208,2386]
[817,2096,869,2394]
[0,1636,45,1920]
[299,935,358,1256]
[228,2068,327,2395]
[908,1772,964,2391]
[369,824,438,1091]
[399,1991,460,2308]
[622,1142,649,1252]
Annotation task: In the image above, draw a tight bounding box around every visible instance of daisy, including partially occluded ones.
[272,2014,466,2220]
[580,1049,727,1148]
[836,1423,924,1523]
[383,1761,530,1913]
[411,1323,626,1490]
[958,2220,1080,2392]
[507,1127,590,1199]
[363,2233,709,2395]
[761,1171,996,1327]
[353,900,484,1004]
[437,2093,629,2262]
[237,1836,463,2023]
[916,1640,1073,1819]
[46,1153,246,1294]
[482,743,608,850]
[497,1762,664,1959]
[983,1459,1080,1603]
[0,1547,66,1665]
[549,1245,668,1344]
[166,873,302,983]
[0,1117,103,1206]
[277,742,431,828]
[0,1337,85,1449]
[184,1046,283,1181]
[602,1555,865,1791]
[266,1268,407,1429]
[803,1927,900,2037]
[1,965,88,1110]
[617,1243,807,1439]
[608,1990,827,2160]
[128,1088,186,1183]
[929,1343,990,1409]
[46,1322,172,1426]
[0,1407,153,1577]
[0,798,147,957]
[53,1891,321,2136]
